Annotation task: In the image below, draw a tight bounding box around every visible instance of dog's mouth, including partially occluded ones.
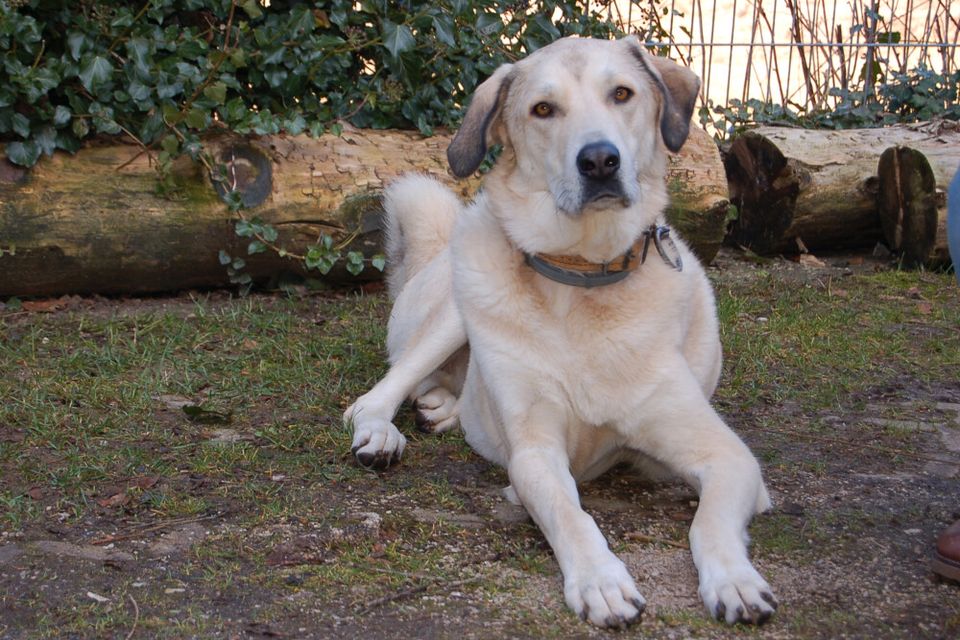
[579,183,631,212]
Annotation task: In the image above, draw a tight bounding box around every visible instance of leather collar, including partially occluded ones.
[524,224,682,288]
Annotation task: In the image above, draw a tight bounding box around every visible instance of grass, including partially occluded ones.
[1,263,959,638]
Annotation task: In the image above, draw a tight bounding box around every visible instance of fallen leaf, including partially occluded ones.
[916,301,933,315]
[130,475,160,490]
[21,296,74,313]
[799,253,827,268]
[97,492,131,508]
[86,591,110,603]
[26,487,44,500]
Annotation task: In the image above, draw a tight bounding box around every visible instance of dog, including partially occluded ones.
[344,35,777,628]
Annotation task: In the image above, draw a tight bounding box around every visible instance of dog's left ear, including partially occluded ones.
[625,37,701,153]
[447,63,514,178]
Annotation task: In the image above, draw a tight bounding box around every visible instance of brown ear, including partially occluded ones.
[626,38,701,153]
[446,64,514,178]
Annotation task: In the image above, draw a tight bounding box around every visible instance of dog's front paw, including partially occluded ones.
[414,387,459,433]
[564,558,646,629]
[349,419,406,470]
[699,564,777,625]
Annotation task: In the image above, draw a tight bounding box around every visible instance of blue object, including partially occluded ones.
[950,165,960,284]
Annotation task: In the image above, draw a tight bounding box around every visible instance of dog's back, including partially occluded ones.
[382,175,461,299]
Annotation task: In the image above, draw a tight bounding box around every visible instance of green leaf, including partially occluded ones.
[239,0,263,20]
[34,125,57,156]
[11,113,30,138]
[5,141,41,167]
[248,240,267,255]
[126,38,152,79]
[202,81,227,105]
[67,32,87,61]
[185,107,209,129]
[160,135,179,154]
[371,254,387,271]
[261,225,278,243]
[218,250,232,266]
[71,117,89,139]
[477,13,503,36]
[433,15,456,47]
[128,80,152,103]
[53,106,72,127]
[382,21,416,58]
[78,55,114,92]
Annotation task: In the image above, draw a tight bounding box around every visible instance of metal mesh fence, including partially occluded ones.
[599,0,958,127]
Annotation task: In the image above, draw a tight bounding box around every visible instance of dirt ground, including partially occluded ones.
[1,249,958,639]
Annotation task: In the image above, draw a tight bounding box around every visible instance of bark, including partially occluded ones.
[723,123,960,259]
[876,125,959,267]
[0,126,728,297]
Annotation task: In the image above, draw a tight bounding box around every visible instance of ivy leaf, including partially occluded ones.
[67,32,87,61]
[382,21,416,58]
[371,254,387,272]
[53,105,72,127]
[11,113,30,138]
[78,55,114,92]
[34,125,57,157]
[202,81,228,105]
[239,0,263,20]
[126,38,152,79]
[185,107,209,129]
[433,15,456,47]
[5,141,41,167]
[218,250,232,266]
[71,117,89,139]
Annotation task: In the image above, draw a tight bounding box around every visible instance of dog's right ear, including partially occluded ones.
[447,64,514,178]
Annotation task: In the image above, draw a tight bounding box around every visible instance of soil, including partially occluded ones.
[1,250,958,639]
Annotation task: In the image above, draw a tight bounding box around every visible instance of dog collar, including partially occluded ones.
[524,224,682,288]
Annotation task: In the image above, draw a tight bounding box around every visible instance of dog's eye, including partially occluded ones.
[613,86,633,103]
[531,102,554,118]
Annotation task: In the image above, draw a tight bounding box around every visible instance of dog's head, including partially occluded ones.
[447,37,700,218]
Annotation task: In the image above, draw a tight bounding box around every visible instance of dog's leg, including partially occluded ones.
[628,371,777,625]
[507,405,646,629]
[345,261,466,469]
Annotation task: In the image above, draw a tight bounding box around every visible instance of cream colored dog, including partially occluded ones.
[345,36,777,629]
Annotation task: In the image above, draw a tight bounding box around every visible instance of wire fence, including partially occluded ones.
[600,0,958,122]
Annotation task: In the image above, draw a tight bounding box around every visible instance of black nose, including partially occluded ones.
[576,142,620,179]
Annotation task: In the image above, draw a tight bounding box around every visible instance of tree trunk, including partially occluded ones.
[877,128,959,267]
[0,126,728,297]
[723,124,960,258]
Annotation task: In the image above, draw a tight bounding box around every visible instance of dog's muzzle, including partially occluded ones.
[576,141,628,208]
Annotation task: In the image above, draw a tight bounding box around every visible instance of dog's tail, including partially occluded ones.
[382,174,461,299]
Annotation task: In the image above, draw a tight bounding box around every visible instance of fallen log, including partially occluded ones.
[0,126,728,297]
[723,124,960,259]
[877,127,959,267]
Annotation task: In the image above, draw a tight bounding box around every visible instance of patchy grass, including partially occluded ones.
[1,254,959,639]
